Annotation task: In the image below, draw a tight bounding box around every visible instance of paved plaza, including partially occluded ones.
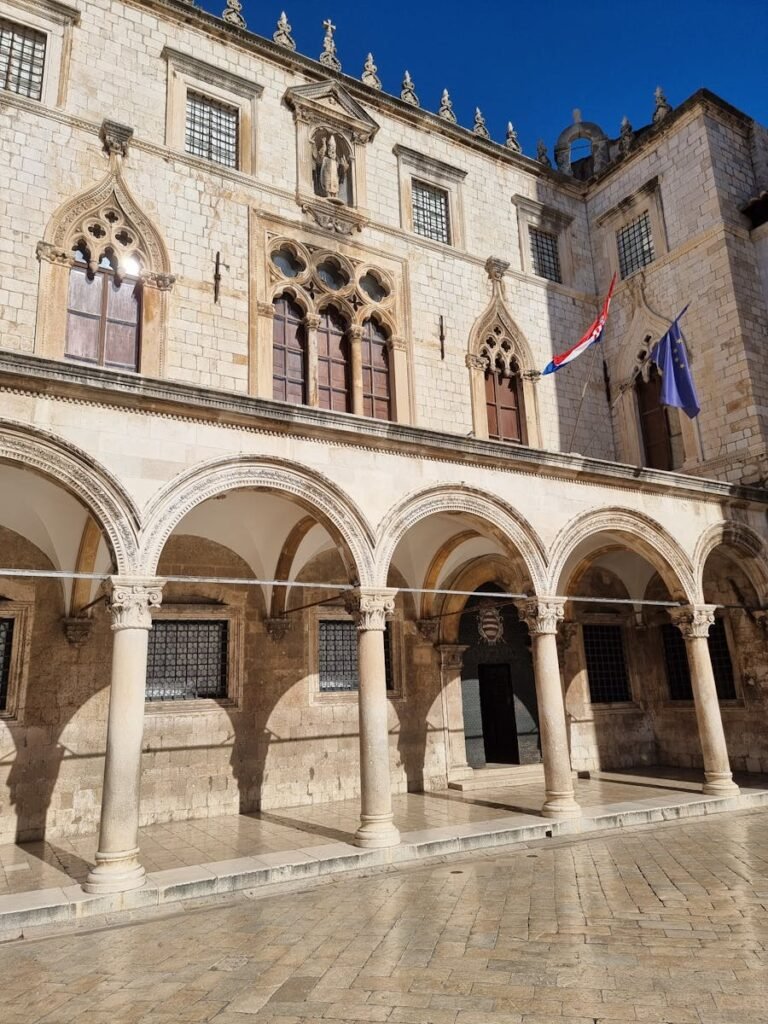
[0,806,767,1024]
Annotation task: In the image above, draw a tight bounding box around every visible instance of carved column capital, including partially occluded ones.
[264,617,291,641]
[348,325,364,341]
[108,577,164,632]
[304,313,321,331]
[257,301,276,318]
[518,597,566,636]
[437,644,468,670]
[36,240,71,265]
[345,588,397,631]
[99,119,134,158]
[387,335,407,353]
[141,271,176,292]
[669,604,716,639]
[415,618,439,643]
[485,256,510,282]
[465,352,487,372]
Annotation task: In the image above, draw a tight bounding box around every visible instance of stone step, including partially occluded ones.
[448,763,546,791]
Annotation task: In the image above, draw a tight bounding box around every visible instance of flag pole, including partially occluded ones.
[567,337,602,453]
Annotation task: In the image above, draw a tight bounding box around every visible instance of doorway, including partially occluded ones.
[478,664,519,764]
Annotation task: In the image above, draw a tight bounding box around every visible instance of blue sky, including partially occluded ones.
[199,0,768,155]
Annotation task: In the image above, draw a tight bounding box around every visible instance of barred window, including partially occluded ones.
[529,227,562,283]
[0,19,46,101]
[185,91,239,168]
[318,620,394,692]
[146,620,228,701]
[661,623,693,700]
[708,616,736,700]
[582,624,632,703]
[0,618,14,712]
[412,181,450,244]
[616,211,655,279]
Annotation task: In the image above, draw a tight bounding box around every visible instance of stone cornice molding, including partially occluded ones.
[161,46,264,99]
[4,0,80,24]
[345,587,397,631]
[519,597,566,635]
[669,604,717,639]
[393,145,468,183]
[108,577,164,631]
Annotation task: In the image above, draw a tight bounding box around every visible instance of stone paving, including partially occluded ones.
[1,806,768,1023]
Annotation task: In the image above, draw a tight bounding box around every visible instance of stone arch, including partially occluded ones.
[270,283,313,318]
[548,506,696,602]
[139,456,376,586]
[374,484,548,594]
[0,419,139,573]
[554,121,610,176]
[693,521,768,604]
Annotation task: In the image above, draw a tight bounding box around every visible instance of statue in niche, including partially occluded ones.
[312,130,351,204]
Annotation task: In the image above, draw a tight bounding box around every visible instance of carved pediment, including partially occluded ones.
[284,80,379,141]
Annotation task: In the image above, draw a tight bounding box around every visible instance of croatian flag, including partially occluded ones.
[541,274,617,375]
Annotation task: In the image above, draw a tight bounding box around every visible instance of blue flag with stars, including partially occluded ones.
[650,306,700,418]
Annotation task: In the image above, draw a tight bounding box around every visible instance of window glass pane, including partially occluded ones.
[582,624,632,703]
[412,181,450,244]
[529,227,562,283]
[185,91,239,168]
[317,309,351,413]
[0,18,46,101]
[661,623,693,700]
[0,617,14,711]
[617,211,655,279]
[104,321,139,371]
[146,620,228,700]
[106,278,140,324]
[65,312,101,363]
[68,266,103,316]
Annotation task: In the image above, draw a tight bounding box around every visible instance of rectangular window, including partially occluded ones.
[146,620,228,701]
[412,181,450,244]
[185,91,239,169]
[0,617,14,712]
[707,617,737,700]
[529,227,562,283]
[661,623,693,700]
[582,624,632,703]
[0,18,46,101]
[318,619,394,693]
[616,210,655,279]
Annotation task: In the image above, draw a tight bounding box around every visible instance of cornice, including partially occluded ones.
[0,352,765,510]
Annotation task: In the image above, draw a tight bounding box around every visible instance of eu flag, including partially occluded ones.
[650,306,700,419]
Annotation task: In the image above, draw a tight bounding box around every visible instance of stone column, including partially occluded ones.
[519,598,580,819]
[387,336,412,425]
[347,588,400,849]
[250,300,275,399]
[669,605,739,795]
[304,313,321,407]
[84,578,163,894]
[437,644,472,780]
[466,353,489,439]
[349,325,364,416]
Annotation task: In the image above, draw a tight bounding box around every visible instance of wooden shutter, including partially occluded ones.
[485,367,526,444]
[272,296,307,405]
[361,319,392,420]
[66,265,140,371]
[636,367,673,470]
[317,308,351,413]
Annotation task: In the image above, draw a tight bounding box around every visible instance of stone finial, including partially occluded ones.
[473,107,490,139]
[619,115,634,155]
[653,85,672,125]
[438,88,457,123]
[573,107,582,124]
[536,139,551,167]
[221,0,246,28]
[319,18,341,71]
[99,119,134,158]
[361,52,381,90]
[273,11,296,50]
[505,121,522,153]
[401,70,419,107]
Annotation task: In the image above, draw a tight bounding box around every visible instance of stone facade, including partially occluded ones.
[0,0,767,865]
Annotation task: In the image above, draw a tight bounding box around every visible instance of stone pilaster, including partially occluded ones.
[437,644,472,781]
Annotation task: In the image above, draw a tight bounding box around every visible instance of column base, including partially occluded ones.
[354,814,401,849]
[83,847,146,894]
[702,772,740,796]
[541,791,581,819]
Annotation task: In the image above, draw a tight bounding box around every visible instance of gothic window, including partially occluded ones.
[661,622,693,700]
[318,619,394,692]
[317,307,352,413]
[0,618,14,712]
[412,180,450,244]
[146,620,228,701]
[0,18,46,100]
[272,295,307,405]
[185,91,239,169]
[361,318,392,421]
[582,624,632,703]
[635,364,683,470]
[529,227,562,283]
[65,246,141,372]
[485,362,526,443]
[616,210,655,279]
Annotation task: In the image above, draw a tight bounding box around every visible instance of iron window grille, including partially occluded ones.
[318,619,394,692]
[529,227,562,283]
[707,616,737,700]
[0,618,14,712]
[661,623,693,700]
[185,91,239,169]
[616,210,655,279]
[582,623,632,703]
[146,620,228,701]
[0,18,46,101]
[412,180,450,244]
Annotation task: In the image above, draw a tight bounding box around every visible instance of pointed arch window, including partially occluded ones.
[317,307,352,413]
[272,295,307,405]
[361,318,392,421]
[484,358,526,444]
[635,364,683,470]
[65,245,141,372]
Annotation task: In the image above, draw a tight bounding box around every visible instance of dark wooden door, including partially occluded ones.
[485,369,526,444]
[478,663,519,764]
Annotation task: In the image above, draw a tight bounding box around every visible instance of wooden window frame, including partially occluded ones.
[316,307,352,413]
[484,365,527,445]
[272,294,308,405]
[360,318,392,421]
[65,260,142,373]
